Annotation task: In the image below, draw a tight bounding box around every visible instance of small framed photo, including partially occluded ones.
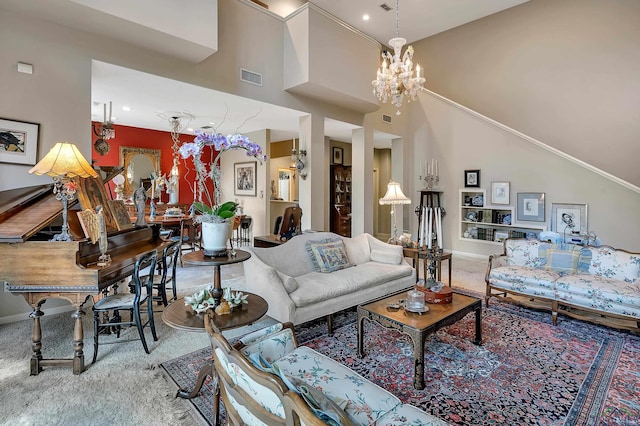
[491,182,510,205]
[551,203,587,236]
[234,161,257,196]
[464,170,480,187]
[332,147,343,165]
[517,192,545,222]
[0,118,40,165]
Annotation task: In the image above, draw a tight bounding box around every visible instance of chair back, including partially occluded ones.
[132,250,158,302]
[278,205,302,240]
[205,314,327,426]
[159,240,180,291]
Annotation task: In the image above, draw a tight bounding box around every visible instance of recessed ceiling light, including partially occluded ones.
[122,106,132,111]
[187,127,194,132]
[110,116,117,121]
[363,14,370,21]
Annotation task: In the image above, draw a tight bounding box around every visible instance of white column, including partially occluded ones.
[298,114,326,232]
[351,127,374,235]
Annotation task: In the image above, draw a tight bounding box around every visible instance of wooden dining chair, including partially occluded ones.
[91,250,159,363]
[177,218,201,267]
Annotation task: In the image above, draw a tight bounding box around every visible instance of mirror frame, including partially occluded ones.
[119,146,161,199]
[277,167,296,202]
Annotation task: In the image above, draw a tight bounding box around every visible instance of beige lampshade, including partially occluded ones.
[379,181,411,205]
[29,142,97,178]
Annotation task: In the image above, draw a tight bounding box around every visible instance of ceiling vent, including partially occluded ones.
[382,114,392,124]
[379,3,392,12]
[240,68,263,87]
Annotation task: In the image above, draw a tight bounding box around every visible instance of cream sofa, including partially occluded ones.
[243,232,415,330]
[208,320,448,426]
[486,238,640,330]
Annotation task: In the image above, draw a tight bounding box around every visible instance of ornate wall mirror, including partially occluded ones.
[119,146,161,199]
[277,168,296,202]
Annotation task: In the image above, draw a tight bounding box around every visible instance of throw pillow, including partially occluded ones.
[305,239,352,273]
[276,270,299,293]
[370,249,402,265]
[544,249,580,274]
[248,353,354,426]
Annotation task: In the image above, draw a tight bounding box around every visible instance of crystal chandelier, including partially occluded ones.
[158,111,194,204]
[92,101,115,156]
[372,0,425,115]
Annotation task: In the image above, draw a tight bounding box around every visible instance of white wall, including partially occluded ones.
[406,91,640,256]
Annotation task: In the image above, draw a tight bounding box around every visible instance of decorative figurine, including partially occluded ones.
[134,186,147,227]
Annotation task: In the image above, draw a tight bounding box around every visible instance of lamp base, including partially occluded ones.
[50,230,73,242]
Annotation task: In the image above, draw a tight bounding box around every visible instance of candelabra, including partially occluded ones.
[419,173,439,191]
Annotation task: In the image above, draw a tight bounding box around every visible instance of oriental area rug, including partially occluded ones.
[161,293,640,425]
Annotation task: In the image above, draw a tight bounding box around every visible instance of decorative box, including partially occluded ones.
[417,286,453,304]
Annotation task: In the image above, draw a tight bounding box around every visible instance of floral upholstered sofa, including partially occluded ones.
[207,318,448,426]
[486,238,640,329]
[243,232,415,332]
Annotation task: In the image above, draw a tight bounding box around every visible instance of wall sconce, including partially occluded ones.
[291,138,307,180]
[93,101,115,156]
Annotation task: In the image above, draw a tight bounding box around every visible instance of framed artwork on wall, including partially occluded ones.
[464,170,480,187]
[332,147,343,165]
[234,161,257,196]
[517,192,545,222]
[491,181,510,205]
[551,203,587,237]
[0,118,39,165]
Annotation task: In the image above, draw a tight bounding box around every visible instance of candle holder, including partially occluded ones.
[419,172,439,190]
[421,247,444,282]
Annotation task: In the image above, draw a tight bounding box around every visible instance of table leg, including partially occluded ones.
[410,331,426,390]
[212,265,223,307]
[448,256,452,287]
[356,309,365,358]
[176,361,213,399]
[474,306,482,345]
[71,306,85,375]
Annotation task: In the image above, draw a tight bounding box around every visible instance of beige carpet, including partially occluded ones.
[0,275,261,426]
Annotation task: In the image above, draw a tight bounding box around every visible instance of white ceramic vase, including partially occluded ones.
[201,220,231,257]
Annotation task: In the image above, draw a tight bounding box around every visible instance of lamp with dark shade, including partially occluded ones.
[379,181,411,244]
[29,142,97,241]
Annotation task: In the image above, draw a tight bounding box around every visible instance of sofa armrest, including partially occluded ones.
[485,253,507,284]
[365,234,409,266]
[243,252,297,323]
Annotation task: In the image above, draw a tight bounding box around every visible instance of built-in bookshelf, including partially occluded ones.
[459,189,545,245]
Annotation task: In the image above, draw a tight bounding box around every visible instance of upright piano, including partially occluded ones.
[0,184,166,375]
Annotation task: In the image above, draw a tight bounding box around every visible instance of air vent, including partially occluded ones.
[380,3,392,12]
[382,114,392,124]
[240,68,263,87]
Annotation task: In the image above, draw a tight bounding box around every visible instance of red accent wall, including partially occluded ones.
[91,122,216,205]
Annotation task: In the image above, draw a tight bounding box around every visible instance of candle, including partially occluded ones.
[427,208,432,249]
[435,160,439,178]
[421,206,427,247]
[416,64,421,78]
[151,179,155,200]
[108,101,112,121]
[437,207,443,249]
[103,104,106,122]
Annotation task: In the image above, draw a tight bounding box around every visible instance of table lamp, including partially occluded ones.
[29,142,98,241]
[379,181,411,244]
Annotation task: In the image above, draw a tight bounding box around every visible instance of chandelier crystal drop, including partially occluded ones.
[372,0,425,115]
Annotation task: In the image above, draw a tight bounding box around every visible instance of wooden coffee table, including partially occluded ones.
[357,291,482,390]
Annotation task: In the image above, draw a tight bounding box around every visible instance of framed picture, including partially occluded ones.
[517,192,545,222]
[464,170,480,187]
[108,199,134,231]
[551,203,587,236]
[332,147,343,165]
[0,118,39,165]
[234,161,257,196]
[76,174,119,232]
[491,181,510,205]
